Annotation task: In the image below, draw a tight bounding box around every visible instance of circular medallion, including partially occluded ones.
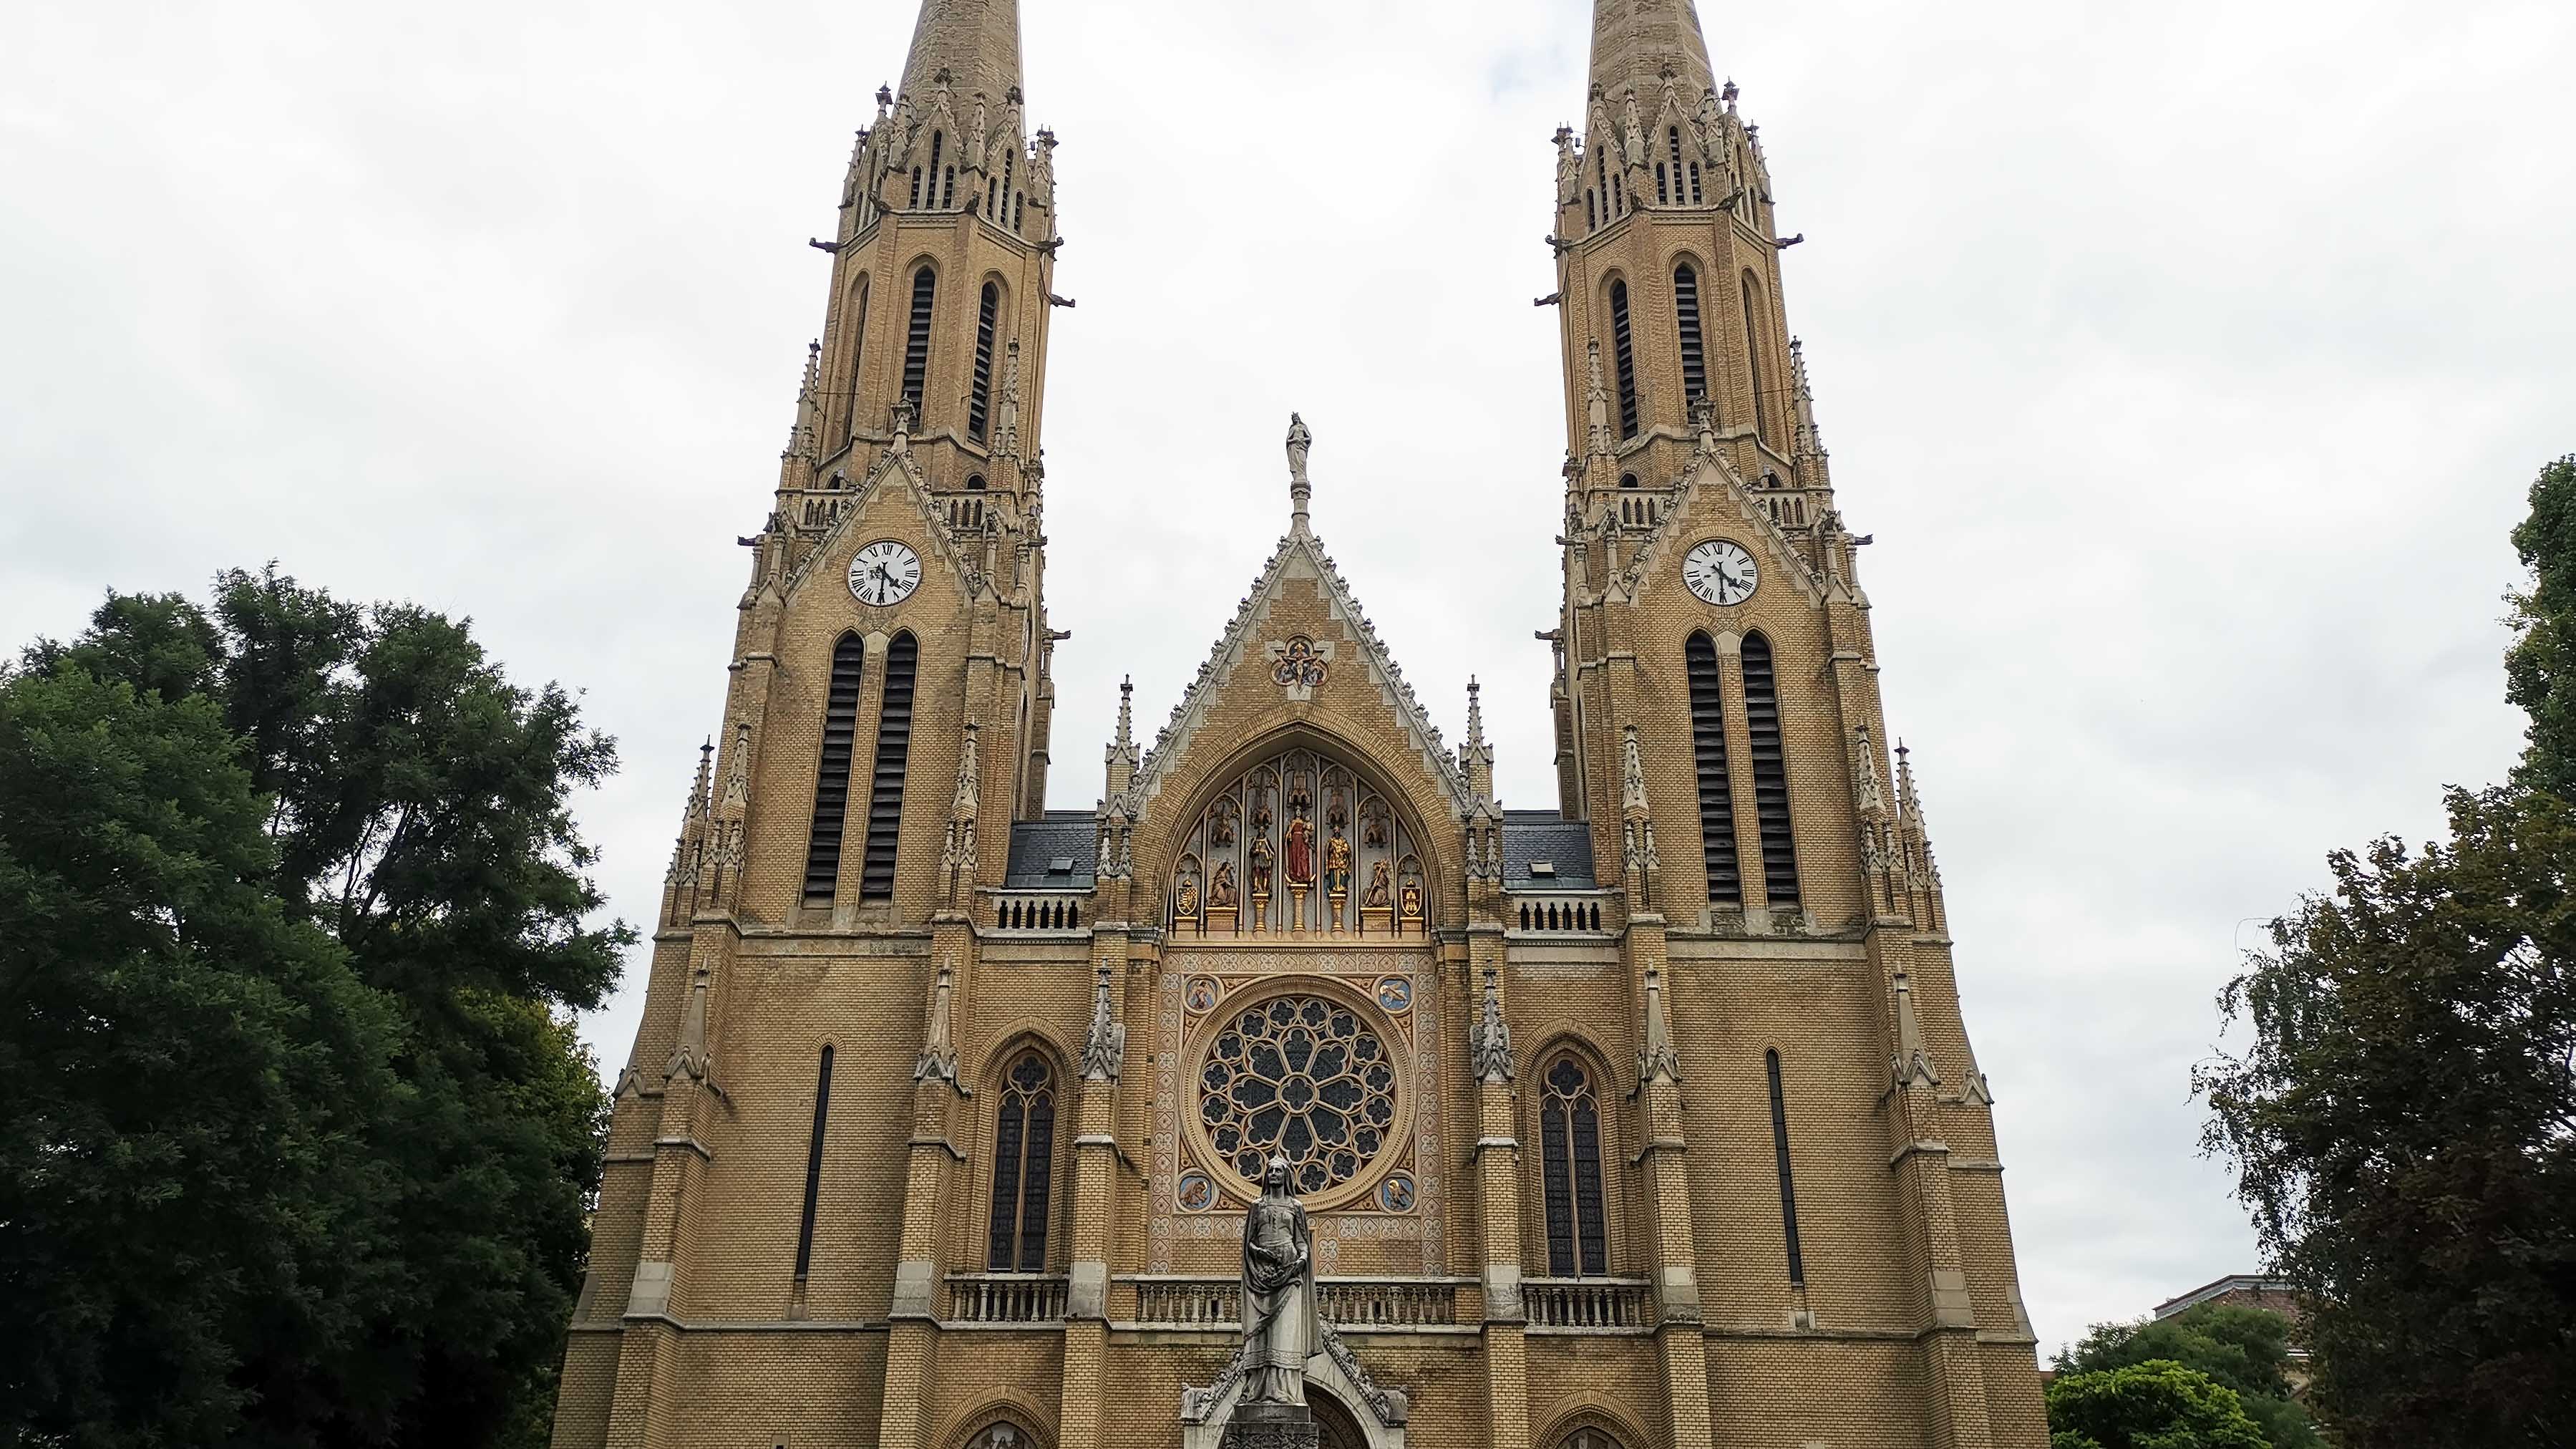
[1177,1172,1217,1213]
[1193,990,1404,1206]
[1185,975,1221,1014]
[1376,1173,1416,1213]
[847,539,922,606]
[1376,976,1413,1014]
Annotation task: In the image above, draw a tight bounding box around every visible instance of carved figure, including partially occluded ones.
[1240,1156,1318,1405]
[1554,126,1582,202]
[1285,815,1316,888]
[1323,830,1352,898]
[1285,413,1313,485]
[1364,861,1392,909]
[1250,834,1274,897]
[1210,861,1238,909]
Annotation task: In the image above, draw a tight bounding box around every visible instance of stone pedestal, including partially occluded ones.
[1227,1402,1318,1449]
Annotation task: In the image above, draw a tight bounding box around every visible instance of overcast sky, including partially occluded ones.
[6,0,2570,1357]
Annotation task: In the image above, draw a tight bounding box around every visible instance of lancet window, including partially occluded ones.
[859,632,917,900]
[1766,1049,1806,1284]
[840,274,870,447]
[802,633,866,905]
[1166,747,1424,938]
[1539,1057,1608,1276]
[986,1053,1055,1271]
[1686,633,1742,906]
[1741,269,1773,447]
[968,281,1000,442]
[1609,280,1640,439]
[793,1045,835,1281]
[1673,262,1708,412]
[1741,632,1799,906]
[902,267,937,415]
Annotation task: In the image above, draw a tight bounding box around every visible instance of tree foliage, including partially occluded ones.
[2054,1305,2319,1448]
[2045,1360,2271,1449]
[1,568,629,1448]
[2510,455,2576,800]
[2198,456,2576,1447]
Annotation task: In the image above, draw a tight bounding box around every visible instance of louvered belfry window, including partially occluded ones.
[988,1053,1056,1271]
[1741,632,1800,906]
[1766,1050,1807,1284]
[968,281,1000,442]
[859,632,918,900]
[1686,632,1742,905]
[1540,1058,1608,1276]
[1673,263,1709,412]
[802,634,867,904]
[1609,280,1640,440]
[901,267,936,414]
[794,1045,836,1281]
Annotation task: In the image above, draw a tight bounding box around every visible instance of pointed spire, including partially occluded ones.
[896,0,1023,117]
[941,723,982,902]
[1588,0,1716,113]
[1891,970,1940,1090]
[1895,738,1923,823]
[666,964,715,1086]
[915,960,962,1089]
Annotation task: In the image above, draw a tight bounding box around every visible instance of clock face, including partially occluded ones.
[1683,540,1759,606]
[847,540,922,607]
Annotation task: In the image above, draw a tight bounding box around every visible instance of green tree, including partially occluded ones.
[2509,455,2576,798]
[5,569,629,1448]
[2056,1305,2320,1448]
[2046,1360,2271,1449]
[2197,459,2576,1447]
[0,650,400,1447]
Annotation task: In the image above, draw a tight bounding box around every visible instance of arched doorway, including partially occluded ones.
[1311,1390,1368,1449]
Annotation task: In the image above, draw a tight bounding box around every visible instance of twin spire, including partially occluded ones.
[1588,0,1718,107]
[896,0,1024,112]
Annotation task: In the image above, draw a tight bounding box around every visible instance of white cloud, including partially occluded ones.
[3,0,2567,1360]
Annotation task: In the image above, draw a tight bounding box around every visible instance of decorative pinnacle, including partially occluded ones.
[1285,412,1313,531]
[1114,675,1134,752]
[1466,678,1486,750]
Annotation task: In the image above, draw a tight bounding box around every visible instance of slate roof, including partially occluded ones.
[1502,810,1597,888]
[1003,813,1098,888]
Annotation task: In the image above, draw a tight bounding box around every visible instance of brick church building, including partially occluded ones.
[553,2,2049,1446]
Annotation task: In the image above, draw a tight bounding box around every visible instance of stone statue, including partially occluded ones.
[1240,1155,1318,1405]
[1209,861,1238,909]
[1323,830,1352,898]
[1285,413,1313,485]
[1250,834,1274,897]
[1285,815,1315,888]
[1364,860,1392,908]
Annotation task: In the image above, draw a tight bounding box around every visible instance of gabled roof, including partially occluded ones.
[1612,436,1833,610]
[1125,518,1473,820]
[778,441,983,606]
[1502,811,1597,889]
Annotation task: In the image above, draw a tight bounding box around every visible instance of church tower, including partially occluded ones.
[556,1,2048,1446]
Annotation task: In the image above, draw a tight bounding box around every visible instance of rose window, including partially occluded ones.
[1197,994,1398,1194]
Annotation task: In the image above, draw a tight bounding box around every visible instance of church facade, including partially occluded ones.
[553,1,2048,1447]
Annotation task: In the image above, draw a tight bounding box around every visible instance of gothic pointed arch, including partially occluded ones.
[1160,730,1434,939]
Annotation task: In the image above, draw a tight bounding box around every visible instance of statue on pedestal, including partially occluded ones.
[1241,1155,1318,1406]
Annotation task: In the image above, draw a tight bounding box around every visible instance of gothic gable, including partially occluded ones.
[1608,437,1837,611]
[777,442,986,609]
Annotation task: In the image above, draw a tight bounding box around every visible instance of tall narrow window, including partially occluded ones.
[1586,190,1598,231]
[941,166,956,208]
[794,1045,836,1281]
[1667,127,1686,200]
[968,281,1000,442]
[1741,632,1799,906]
[1608,280,1639,440]
[842,275,871,445]
[909,167,923,208]
[1012,193,1024,231]
[1766,1050,1807,1284]
[1686,633,1742,905]
[1540,1059,1608,1276]
[1741,270,1773,446]
[1001,153,1016,227]
[1673,263,1708,411]
[902,267,936,414]
[1688,160,1703,204]
[802,634,867,904]
[1595,152,1609,226]
[1655,163,1668,205]
[1611,172,1624,215]
[987,1054,1056,1271]
[859,632,918,899]
[926,132,944,205]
